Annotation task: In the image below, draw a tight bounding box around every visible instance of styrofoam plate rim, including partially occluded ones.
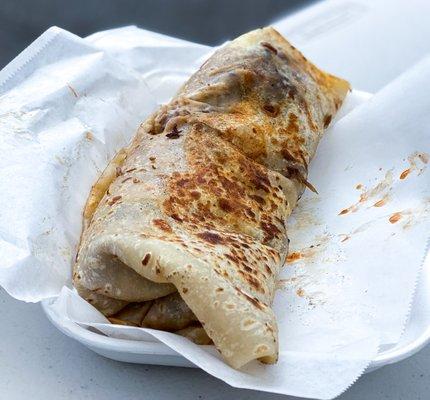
[42,247,430,372]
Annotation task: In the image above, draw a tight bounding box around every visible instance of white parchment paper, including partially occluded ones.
[0,26,429,399]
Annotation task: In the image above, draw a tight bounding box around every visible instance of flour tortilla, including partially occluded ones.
[74,27,349,369]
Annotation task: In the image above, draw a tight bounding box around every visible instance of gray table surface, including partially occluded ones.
[1,287,429,400]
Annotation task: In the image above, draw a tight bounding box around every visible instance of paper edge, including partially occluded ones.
[0,26,63,92]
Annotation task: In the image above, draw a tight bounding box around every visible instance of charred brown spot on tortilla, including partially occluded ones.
[301,100,317,131]
[141,253,151,266]
[260,221,281,242]
[115,167,123,177]
[249,194,265,205]
[245,208,256,218]
[190,191,201,199]
[235,287,265,310]
[107,195,122,206]
[196,231,225,245]
[121,177,132,183]
[226,253,239,263]
[176,178,192,188]
[286,112,300,134]
[166,125,182,139]
[249,169,271,192]
[263,104,280,117]
[218,198,236,212]
[323,114,332,128]
[281,147,299,164]
[260,41,278,54]
[125,168,136,173]
[152,219,173,233]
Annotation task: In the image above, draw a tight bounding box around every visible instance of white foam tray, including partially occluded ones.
[42,250,430,372]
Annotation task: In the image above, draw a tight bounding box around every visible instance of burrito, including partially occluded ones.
[73,27,349,369]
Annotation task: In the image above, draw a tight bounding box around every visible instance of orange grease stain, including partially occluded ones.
[339,170,393,216]
[418,153,429,164]
[399,169,410,180]
[359,193,367,203]
[287,252,302,262]
[373,198,387,207]
[389,212,402,224]
[296,288,305,297]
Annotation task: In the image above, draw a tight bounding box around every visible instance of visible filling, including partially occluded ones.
[108,293,213,345]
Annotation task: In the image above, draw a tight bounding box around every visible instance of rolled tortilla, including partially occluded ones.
[74,27,349,369]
